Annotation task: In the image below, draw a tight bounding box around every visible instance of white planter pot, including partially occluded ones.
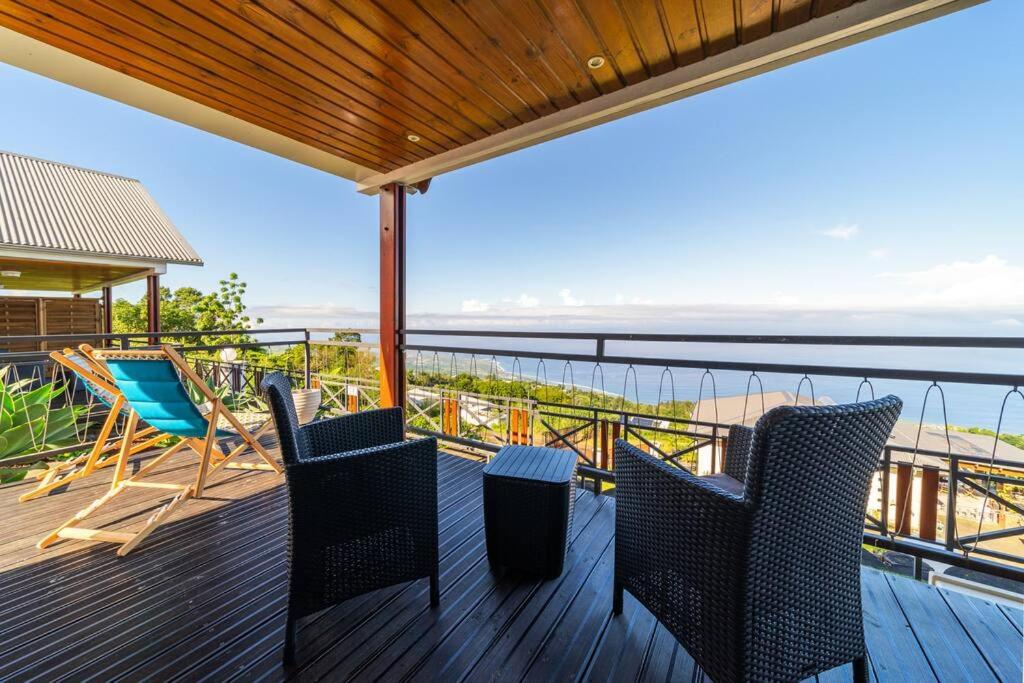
[291,389,322,425]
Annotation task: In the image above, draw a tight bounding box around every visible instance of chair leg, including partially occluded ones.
[283,615,297,666]
[429,572,440,607]
[852,654,869,683]
[613,581,624,615]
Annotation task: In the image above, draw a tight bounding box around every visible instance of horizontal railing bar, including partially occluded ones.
[309,340,377,349]
[406,426,501,453]
[404,329,1024,349]
[862,533,1024,582]
[305,327,377,334]
[535,399,724,430]
[402,344,1024,387]
[0,328,307,343]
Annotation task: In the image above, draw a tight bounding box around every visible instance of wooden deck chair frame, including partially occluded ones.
[21,346,172,503]
[38,344,281,556]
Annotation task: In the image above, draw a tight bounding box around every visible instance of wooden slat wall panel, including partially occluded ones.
[40,298,102,351]
[0,298,39,352]
[0,297,101,352]
[0,0,865,172]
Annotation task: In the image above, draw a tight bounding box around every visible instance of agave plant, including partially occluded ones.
[0,366,85,459]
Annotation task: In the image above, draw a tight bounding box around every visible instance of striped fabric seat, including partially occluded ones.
[62,351,122,411]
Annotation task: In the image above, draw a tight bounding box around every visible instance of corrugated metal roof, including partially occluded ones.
[0,150,202,265]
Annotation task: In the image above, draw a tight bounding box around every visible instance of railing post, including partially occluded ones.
[919,467,939,541]
[146,273,160,346]
[895,462,913,536]
[710,425,718,473]
[303,329,311,390]
[945,457,959,550]
[101,286,113,346]
[879,447,891,533]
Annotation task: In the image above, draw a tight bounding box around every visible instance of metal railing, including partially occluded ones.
[2,327,1023,583]
[401,329,1024,582]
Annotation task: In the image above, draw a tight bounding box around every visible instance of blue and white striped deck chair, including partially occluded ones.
[22,347,170,503]
[40,344,280,556]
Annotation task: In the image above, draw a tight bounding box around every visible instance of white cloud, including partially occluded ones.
[614,293,624,305]
[629,296,654,305]
[558,288,585,306]
[869,248,889,260]
[992,318,1023,328]
[514,293,539,308]
[821,224,860,240]
[877,255,1024,308]
[460,298,490,312]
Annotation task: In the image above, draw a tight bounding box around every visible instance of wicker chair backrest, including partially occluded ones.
[741,394,902,679]
[260,372,306,466]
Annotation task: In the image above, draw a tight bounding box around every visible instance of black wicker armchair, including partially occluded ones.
[260,373,439,665]
[614,395,902,683]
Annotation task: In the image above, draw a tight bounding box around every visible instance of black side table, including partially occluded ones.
[482,445,578,579]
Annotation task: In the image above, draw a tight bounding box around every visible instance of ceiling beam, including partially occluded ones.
[356,0,984,194]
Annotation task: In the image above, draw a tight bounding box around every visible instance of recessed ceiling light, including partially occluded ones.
[407,134,421,143]
[587,55,605,69]
[0,270,20,277]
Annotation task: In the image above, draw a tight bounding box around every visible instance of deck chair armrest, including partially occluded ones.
[299,407,405,458]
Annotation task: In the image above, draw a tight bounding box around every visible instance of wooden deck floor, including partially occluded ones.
[1,441,1021,682]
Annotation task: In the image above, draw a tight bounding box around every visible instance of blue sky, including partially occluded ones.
[0,0,1021,335]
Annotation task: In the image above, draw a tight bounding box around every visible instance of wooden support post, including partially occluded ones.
[919,467,939,541]
[895,463,913,536]
[379,183,406,410]
[101,286,113,347]
[945,457,959,550]
[146,274,160,345]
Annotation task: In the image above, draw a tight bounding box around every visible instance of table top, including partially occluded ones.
[482,445,577,484]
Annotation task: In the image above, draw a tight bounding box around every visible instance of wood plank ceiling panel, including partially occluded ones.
[0,0,868,175]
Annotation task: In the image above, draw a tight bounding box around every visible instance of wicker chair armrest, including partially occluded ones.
[723,423,755,483]
[299,407,405,458]
[615,439,752,675]
[285,436,438,532]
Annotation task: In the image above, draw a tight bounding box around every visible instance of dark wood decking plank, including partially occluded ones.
[288,458,490,680]
[861,569,937,682]
[174,450,485,679]
[884,572,997,682]
[301,536,488,679]
[4,504,286,679]
[640,623,700,683]
[584,590,660,681]
[938,589,1023,682]
[385,491,604,680]
[998,604,1023,635]
[404,495,606,681]
[521,537,616,680]
[460,497,615,680]
[0,475,283,619]
[2,448,1019,683]
[0,479,282,629]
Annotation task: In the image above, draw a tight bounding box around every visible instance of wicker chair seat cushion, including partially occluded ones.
[700,472,744,497]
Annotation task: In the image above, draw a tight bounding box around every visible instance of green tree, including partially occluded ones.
[112,273,263,347]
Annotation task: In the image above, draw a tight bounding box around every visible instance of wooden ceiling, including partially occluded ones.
[0,1,979,190]
[0,256,149,292]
